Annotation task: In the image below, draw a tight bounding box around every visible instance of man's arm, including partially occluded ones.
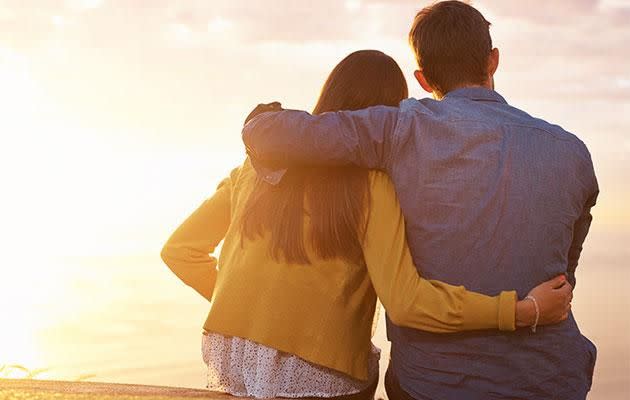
[567,188,598,289]
[242,105,401,171]
[566,147,599,288]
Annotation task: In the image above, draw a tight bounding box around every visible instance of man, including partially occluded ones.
[242,1,598,399]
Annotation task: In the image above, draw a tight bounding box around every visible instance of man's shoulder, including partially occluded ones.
[497,104,597,188]
[395,96,593,160]
[512,108,593,159]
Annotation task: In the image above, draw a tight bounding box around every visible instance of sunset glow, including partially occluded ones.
[0,0,628,398]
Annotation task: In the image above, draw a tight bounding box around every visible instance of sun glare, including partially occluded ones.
[0,49,68,372]
[0,254,66,370]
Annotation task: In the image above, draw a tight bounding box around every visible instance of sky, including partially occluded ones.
[0,0,628,258]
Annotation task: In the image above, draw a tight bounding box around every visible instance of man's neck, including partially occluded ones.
[434,82,493,100]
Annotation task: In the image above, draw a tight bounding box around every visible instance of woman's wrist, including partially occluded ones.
[515,299,536,328]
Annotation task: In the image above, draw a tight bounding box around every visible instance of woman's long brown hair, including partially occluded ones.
[240,50,408,265]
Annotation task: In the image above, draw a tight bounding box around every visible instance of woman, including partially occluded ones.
[161,50,571,399]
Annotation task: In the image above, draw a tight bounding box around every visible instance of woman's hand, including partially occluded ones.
[515,275,573,328]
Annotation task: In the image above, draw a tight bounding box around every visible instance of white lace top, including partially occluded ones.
[202,332,380,399]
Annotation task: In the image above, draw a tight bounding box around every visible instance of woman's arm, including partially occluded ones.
[160,167,239,301]
[362,172,571,333]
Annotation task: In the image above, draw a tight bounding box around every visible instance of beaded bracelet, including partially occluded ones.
[524,295,540,333]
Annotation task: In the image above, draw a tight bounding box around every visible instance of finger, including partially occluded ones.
[244,103,283,125]
[261,102,282,111]
[556,282,572,297]
[244,105,268,125]
[549,274,568,289]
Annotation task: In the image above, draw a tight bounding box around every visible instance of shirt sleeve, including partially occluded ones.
[566,166,599,289]
[160,167,239,301]
[242,106,401,171]
[362,172,516,333]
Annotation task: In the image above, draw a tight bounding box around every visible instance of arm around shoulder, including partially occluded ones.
[242,106,401,170]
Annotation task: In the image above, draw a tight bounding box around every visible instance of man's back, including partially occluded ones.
[242,87,598,399]
[384,87,597,399]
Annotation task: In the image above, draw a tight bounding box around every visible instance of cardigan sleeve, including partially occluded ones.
[160,167,240,301]
[361,172,516,332]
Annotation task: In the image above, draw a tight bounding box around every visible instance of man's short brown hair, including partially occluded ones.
[409,1,492,95]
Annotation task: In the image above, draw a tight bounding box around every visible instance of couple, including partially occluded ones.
[161,1,598,399]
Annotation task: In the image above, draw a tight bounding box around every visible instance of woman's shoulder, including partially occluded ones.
[367,170,396,193]
[223,158,260,206]
[366,170,400,210]
[223,158,254,186]
[230,165,396,198]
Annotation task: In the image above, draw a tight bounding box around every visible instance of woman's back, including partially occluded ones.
[206,158,383,380]
[162,154,515,382]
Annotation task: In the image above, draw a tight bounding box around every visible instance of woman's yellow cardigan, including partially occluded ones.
[161,159,516,381]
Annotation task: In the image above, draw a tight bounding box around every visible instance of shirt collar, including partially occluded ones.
[443,87,508,104]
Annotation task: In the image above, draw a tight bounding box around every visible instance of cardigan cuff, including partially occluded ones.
[460,289,515,331]
[498,290,517,331]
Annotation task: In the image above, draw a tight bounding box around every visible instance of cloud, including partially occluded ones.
[477,0,599,21]
[65,0,104,11]
[2,1,628,121]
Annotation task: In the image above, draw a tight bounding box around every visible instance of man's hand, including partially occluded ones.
[515,275,573,328]
[244,102,284,126]
[243,102,287,185]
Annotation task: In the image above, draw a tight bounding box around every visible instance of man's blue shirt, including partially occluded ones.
[243,87,598,399]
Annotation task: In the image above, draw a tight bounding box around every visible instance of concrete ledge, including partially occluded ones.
[0,379,234,399]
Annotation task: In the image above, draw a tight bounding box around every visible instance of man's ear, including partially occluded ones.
[414,70,434,94]
[487,48,499,79]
